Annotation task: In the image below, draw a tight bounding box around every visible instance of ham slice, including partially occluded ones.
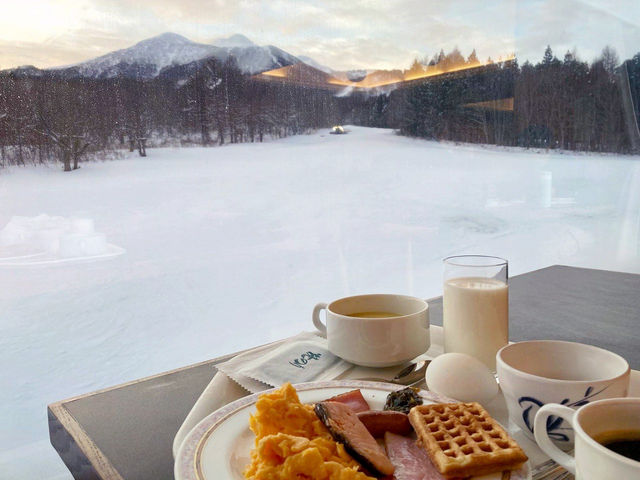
[315,401,395,476]
[357,410,413,437]
[384,432,445,480]
[325,389,371,413]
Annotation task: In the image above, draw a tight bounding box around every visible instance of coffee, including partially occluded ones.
[534,398,639,479]
[347,311,401,318]
[593,430,640,462]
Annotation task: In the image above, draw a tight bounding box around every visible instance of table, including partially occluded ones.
[429,264,640,368]
[48,265,640,480]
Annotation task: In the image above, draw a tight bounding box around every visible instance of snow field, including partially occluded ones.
[0,126,639,478]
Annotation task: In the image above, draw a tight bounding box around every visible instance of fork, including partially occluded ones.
[355,359,431,386]
[531,457,574,480]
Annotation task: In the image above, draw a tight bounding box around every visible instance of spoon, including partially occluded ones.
[357,359,431,386]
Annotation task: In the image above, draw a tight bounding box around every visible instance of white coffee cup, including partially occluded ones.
[312,294,430,367]
[534,398,640,479]
[496,340,630,447]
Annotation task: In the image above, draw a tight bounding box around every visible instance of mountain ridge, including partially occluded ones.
[2,33,302,79]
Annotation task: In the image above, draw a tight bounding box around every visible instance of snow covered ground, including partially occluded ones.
[1,126,639,478]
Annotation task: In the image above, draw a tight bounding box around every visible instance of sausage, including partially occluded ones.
[357,410,412,438]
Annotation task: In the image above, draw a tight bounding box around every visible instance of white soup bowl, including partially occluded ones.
[312,294,430,367]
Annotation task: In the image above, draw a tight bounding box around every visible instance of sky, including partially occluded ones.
[1,0,639,71]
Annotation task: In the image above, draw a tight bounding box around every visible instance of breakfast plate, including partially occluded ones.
[175,380,532,480]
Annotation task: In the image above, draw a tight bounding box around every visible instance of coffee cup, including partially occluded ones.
[534,397,640,479]
[312,294,430,367]
[496,340,630,447]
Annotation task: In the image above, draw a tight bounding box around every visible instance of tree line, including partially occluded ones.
[0,45,638,170]
[0,56,343,170]
[384,45,640,152]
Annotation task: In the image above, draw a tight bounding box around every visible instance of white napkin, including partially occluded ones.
[174,331,352,457]
[216,332,353,392]
[173,329,444,458]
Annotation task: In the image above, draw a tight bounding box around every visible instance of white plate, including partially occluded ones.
[175,380,531,480]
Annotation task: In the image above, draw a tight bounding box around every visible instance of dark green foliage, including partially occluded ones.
[383,387,423,414]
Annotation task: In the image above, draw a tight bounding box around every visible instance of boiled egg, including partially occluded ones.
[425,352,499,404]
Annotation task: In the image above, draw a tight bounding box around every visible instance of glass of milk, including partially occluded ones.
[443,255,508,371]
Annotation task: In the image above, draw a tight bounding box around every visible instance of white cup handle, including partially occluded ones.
[312,303,328,336]
[534,404,577,475]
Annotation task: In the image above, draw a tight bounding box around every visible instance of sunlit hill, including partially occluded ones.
[257,51,516,90]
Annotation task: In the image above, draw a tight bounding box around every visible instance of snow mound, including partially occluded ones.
[0,215,124,266]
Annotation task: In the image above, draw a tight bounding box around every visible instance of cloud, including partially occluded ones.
[514,0,640,63]
[291,37,417,71]
[0,0,638,70]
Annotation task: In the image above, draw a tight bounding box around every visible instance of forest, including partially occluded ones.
[393,46,640,153]
[0,45,638,170]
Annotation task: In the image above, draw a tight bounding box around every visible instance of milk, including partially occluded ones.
[443,276,508,370]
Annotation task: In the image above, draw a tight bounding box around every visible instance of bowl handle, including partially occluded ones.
[312,303,328,336]
[534,404,577,475]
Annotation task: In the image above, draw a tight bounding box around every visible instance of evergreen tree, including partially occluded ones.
[467,49,480,66]
[542,45,554,65]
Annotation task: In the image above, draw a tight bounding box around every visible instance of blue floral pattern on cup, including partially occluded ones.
[518,385,610,441]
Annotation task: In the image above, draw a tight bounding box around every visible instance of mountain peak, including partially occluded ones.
[60,32,216,78]
[137,32,193,46]
[212,34,256,48]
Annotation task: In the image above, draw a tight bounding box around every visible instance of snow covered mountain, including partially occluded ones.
[211,33,256,48]
[56,33,218,78]
[220,44,299,75]
[4,33,300,79]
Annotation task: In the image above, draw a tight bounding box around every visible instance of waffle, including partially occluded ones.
[408,402,528,478]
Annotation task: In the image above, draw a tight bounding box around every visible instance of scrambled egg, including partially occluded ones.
[244,383,374,480]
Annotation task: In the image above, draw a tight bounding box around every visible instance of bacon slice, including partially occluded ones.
[384,431,445,480]
[325,389,371,413]
[315,401,395,476]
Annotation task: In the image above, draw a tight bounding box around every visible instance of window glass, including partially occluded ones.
[1,1,639,478]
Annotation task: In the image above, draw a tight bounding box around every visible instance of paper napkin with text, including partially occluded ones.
[216,331,352,392]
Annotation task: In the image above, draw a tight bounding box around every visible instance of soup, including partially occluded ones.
[347,311,401,318]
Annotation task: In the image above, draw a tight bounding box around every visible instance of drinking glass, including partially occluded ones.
[443,255,508,371]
